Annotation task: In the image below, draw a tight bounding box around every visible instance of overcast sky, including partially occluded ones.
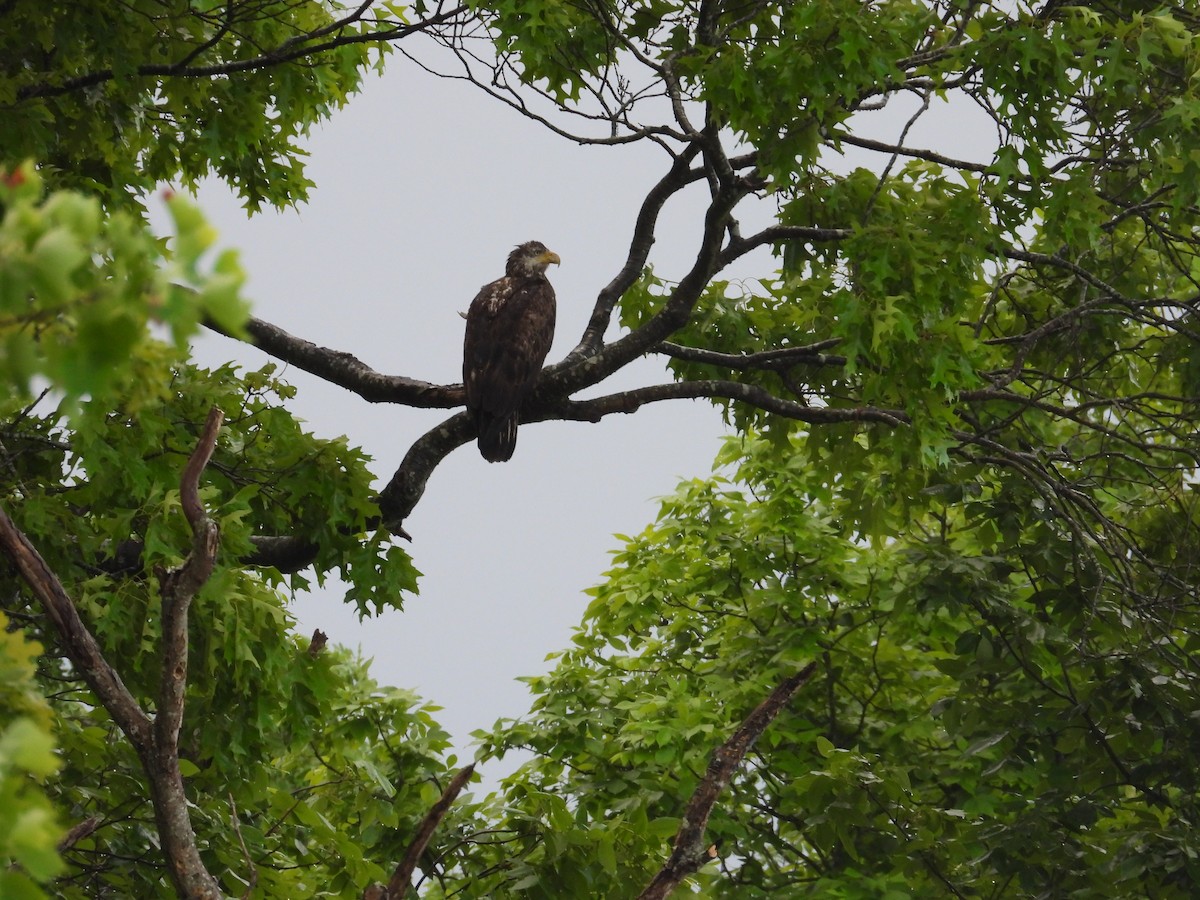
[176,45,997,778]
[180,56,729,772]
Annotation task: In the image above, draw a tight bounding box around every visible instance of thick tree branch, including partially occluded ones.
[638,662,819,900]
[100,533,320,578]
[380,763,476,899]
[376,412,475,529]
[207,315,462,407]
[376,376,906,533]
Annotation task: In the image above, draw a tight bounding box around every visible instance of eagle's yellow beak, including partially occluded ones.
[542,250,562,267]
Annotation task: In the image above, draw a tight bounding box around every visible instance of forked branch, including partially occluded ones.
[0,407,230,899]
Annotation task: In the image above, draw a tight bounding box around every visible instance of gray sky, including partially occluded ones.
[185,60,728,768]
[180,49,997,775]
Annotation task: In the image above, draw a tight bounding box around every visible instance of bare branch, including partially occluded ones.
[158,406,223,749]
[657,339,846,371]
[545,179,751,397]
[377,412,476,529]
[998,246,1131,302]
[383,763,477,899]
[566,142,705,361]
[638,662,819,900]
[150,406,226,899]
[544,380,909,428]
[717,224,851,267]
[208,315,462,408]
[832,130,993,174]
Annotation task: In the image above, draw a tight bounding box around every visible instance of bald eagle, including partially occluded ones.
[463,241,561,462]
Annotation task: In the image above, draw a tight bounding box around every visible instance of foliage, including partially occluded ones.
[0,0,382,210]
[0,169,430,893]
[477,432,1200,897]
[0,610,63,899]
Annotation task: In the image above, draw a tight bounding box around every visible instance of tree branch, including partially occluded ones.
[544,179,751,398]
[831,130,992,174]
[0,515,153,750]
[638,662,819,900]
[381,763,476,899]
[376,412,475,529]
[207,315,462,408]
[149,406,226,899]
[157,407,222,749]
[717,224,851,266]
[657,339,846,372]
[543,381,909,428]
[565,142,706,361]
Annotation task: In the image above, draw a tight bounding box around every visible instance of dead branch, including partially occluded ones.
[638,662,818,900]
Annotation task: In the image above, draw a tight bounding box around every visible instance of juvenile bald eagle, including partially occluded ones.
[463,241,561,462]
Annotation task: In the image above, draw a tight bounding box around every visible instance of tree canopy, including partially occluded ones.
[2,0,1200,897]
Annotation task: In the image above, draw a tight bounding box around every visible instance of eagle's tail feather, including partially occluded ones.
[477,412,518,463]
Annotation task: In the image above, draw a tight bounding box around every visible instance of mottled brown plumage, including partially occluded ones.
[463,241,560,462]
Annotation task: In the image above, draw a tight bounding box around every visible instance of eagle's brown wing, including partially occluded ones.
[463,275,556,462]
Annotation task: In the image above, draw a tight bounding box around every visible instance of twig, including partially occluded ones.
[15,6,471,102]
[637,662,818,900]
[229,793,259,900]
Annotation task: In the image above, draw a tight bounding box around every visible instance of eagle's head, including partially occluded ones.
[506,241,561,278]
